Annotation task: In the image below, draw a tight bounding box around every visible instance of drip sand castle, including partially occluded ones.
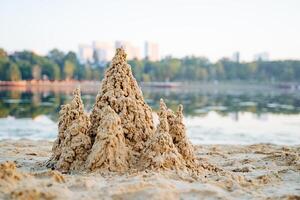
[47,48,199,174]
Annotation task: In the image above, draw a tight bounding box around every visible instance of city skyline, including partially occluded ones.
[78,40,159,64]
[1,0,300,61]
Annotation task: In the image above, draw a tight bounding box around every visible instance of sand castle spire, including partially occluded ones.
[158,99,169,133]
[48,88,91,170]
[138,98,185,170]
[88,48,155,156]
[176,104,184,121]
[168,104,196,163]
[111,47,127,66]
[86,106,129,172]
[71,88,84,111]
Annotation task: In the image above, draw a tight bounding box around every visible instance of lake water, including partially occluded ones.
[0,84,300,145]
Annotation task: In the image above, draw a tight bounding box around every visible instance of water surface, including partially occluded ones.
[0,85,299,145]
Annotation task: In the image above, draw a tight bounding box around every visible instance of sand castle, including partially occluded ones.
[48,48,198,173]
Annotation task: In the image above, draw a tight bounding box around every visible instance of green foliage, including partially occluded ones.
[0,49,9,80]
[63,60,75,80]
[40,58,60,80]
[6,63,22,81]
[48,49,65,67]
[32,65,41,80]
[1,47,300,82]
[128,59,143,81]
[84,65,93,80]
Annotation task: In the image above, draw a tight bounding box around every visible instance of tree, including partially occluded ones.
[64,60,75,80]
[32,65,41,80]
[196,68,208,81]
[82,63,93,80]
[91,69,101,80]
[48,49,65,77]
[6,63,22,81]
[214,62,225,80]
[38,57,61,80]
[128,59,143,81]
[64,51,83,80]
[0,49,9,80]
[0,48,8,59]
[48,49,65,67]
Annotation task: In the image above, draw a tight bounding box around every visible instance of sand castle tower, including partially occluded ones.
[86,106,129,172]
[167,104,196,164]
[88,48,155,157]
[48,88,91,171]
[139,99,186,170]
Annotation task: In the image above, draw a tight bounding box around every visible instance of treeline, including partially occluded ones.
[129,57,300,82]
[1,48,300,82]
[0,48,103,81]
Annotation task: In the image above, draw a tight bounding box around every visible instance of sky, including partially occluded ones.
[0,0,300,61]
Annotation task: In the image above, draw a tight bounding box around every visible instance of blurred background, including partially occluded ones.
[0,0,300,145]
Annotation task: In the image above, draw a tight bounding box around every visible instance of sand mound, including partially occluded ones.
[0,162,55,200]
[48,48,202,175]
[0,161,68,200]
[10,188,56,200]
[0,161,24,191]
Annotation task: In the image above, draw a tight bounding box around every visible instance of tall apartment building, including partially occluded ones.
[144,41,159,61]
[115,41,141,60]
[254,52,270,61]
[79,40,159,64]
[232,51,240,63]
[78,44,94,63]
[92,41,114,65]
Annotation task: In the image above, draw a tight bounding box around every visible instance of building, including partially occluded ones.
[254,52,269,61]
[115,41,141,60]
[144,41,159,61]
[79,40,153,64]
[92,41,114,66]
[231,51,240,63]
[78,44,94,63]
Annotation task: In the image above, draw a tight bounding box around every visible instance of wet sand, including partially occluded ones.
[0,139,299,200]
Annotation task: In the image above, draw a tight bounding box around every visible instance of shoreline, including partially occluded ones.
[1,80,300,87]
[0,80,298,95]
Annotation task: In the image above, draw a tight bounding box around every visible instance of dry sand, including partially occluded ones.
[0,139,299,200]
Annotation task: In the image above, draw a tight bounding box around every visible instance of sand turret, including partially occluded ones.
[86,106,129,172]
[88,48,155,156]
[167,104,196,164]
[48,88,91,171]
[139,99,185,170]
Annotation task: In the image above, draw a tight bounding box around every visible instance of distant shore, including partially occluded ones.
[0,80,299,94]
[0,80,101,87]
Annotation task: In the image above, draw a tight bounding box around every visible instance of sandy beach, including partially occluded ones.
[0,139,299,200]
